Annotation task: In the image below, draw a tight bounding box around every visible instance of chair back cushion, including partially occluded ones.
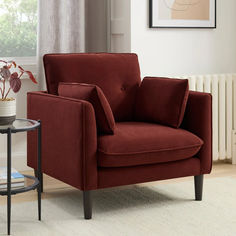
[58,82,116,134]
[43,53,141,121]
[135,77,189,128]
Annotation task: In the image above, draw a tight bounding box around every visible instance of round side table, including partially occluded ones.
[0,119,42,235]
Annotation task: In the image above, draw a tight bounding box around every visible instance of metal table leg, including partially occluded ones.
[0,119,42,234]
[7,128,11,235]
[37,120,41,221]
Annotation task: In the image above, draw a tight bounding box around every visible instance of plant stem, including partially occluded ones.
[4,87,11,100]
[2,80,5,99]
[19,71,24,79]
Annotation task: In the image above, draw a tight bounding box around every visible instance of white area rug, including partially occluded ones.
[0,177,236,236]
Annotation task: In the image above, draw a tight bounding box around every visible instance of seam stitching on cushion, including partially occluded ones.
[46,53,137,57]
[43,61,51,94]
[60,83,96,88]
[98,143,202,156]
[95,88,110,131]
[209,94,213,173]
[98,156,197,167]
[177,81,189,127]
[82,103,86,190]
[59,84,114,132]
[28,92,89,104]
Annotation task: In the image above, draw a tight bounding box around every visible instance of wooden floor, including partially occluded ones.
[0,163,235,205]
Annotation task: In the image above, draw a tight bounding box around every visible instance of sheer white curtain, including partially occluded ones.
[37,0,85,90]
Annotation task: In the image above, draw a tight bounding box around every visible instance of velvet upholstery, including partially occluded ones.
[43,53,141,121]
[27,53,212,194]
[98,158,201,189]
[98,122,203,167]
[181,91,212,174]
[27,91,98,190]
[58,82,116,134]
[135,77,189,128]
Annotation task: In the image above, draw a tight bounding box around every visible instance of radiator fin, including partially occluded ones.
[179,74,236,162]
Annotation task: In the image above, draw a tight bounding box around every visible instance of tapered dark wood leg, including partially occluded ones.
[194,175,203,201]
[83,191,92,219]
[34,169,43,193]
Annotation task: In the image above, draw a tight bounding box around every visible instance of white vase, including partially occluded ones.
[0,99,16,125]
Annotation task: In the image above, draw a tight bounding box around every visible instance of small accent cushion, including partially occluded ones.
[135,77,189,128]
[58,82,116,134]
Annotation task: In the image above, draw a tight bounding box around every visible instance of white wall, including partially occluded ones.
[131,0,236,78]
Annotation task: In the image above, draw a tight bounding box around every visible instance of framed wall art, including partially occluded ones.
[149,0,216,28]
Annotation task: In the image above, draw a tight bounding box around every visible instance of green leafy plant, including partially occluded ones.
[0,0,37,57]
[0,60,37,100]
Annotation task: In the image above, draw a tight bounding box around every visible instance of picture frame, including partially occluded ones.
[149,0,216,28]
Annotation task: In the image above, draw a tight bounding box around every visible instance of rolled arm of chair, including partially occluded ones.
[27,91,98,190]
[181,91,212,174]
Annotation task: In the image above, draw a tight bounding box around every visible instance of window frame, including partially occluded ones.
[0,56,37,80]
[0,0,38,77]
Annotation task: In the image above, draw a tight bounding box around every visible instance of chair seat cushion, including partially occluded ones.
[98,122,203,167]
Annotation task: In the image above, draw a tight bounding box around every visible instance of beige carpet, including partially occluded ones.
[0,177,236,236]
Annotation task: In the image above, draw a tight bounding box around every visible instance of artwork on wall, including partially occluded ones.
[149,0,216,28]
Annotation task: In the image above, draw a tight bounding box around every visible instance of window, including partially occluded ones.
[0,0,37,59]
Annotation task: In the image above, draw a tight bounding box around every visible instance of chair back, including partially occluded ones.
[43,53,141,121]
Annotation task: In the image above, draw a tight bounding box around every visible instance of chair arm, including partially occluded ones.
[181,91,212,174]
[27,91,98,190]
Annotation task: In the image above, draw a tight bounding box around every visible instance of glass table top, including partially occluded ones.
[0,174,39,195]
[0,119,40,133]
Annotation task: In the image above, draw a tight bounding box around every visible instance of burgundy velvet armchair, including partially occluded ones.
[27,53,212,219]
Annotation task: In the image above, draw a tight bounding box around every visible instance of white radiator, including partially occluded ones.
[179,74,236,162]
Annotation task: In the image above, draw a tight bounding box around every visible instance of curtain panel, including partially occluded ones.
[37,0,85,90]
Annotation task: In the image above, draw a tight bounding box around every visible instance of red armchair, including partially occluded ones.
[27,53,212,219]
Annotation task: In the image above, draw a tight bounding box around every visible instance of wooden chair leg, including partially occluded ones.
[34,169,43,193]
[194,175,203,201]
[83,191,92,219]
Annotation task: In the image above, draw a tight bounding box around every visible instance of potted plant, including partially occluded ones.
[0,60,37,125]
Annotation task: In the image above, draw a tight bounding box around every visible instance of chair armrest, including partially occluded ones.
[27,91,98,190]
[181,91,212,174]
